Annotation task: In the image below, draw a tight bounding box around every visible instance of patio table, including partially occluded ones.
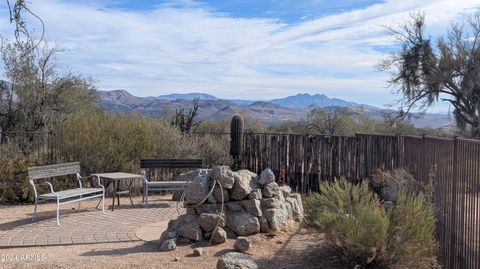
[92,172,143,211]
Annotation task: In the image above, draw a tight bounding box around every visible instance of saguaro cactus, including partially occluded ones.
[230,114,244,170]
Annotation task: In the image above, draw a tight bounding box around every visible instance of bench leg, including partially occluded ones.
[144,187,149,208]
[56,198,61,226]
[31,198,38,221]
[102,191,105,213]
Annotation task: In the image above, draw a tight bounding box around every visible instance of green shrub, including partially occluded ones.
[0,142,32,203]
[305,178,389,267]
[305,178,438,268]
[386,190,438,269]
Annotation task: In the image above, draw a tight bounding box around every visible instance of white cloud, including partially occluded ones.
[0,0,479,110]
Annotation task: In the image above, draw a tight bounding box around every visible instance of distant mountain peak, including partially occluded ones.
[269,92,359,108]
[157,93,218,101]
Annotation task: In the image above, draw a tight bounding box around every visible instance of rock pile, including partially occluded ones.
[160,166,303,246]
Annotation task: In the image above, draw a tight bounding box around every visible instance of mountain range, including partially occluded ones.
[97,90,454,128]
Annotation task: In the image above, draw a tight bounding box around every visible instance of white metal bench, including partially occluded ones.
[28,162,105,226]
[140,159,203,207]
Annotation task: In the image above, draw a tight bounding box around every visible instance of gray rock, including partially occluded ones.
[208,195,217,204]
[264,204,288,231]
[259,168,275,186]
[213,185,230,202]
[177,237,192,244]
[199,213,225,232]
[225,201,244,211]
[286,196,303,222]
[211,166,235,189]
[193,248,203,257]
[258,216,270,233]
[184,169,211,205]
[276,189,285,202]
[177,218,203,241]
[260,198,279,210]
[230,170,259,200]
[242,199,262,217]
[160,228,177,243]
[285,200,293,220]
[194,203,222,214]
[160,239,177,252]
[290,193,304,214]
[262,182,280,198]
[279,186,291,198]
[211,227,227,244]
[248,189,262,200]
[216,252,258,269]
[172,190,184,201]
[226,211,260,236]
[234,236,251,252]
[204,231,212,239]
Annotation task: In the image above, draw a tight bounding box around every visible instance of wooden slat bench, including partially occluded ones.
[28,162,105,226]
[140,159,203,207]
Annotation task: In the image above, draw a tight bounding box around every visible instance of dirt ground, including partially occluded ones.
[0,196,342,269]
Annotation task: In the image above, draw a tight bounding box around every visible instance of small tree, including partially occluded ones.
[379,13,480,138]
[170,98,201,134]
[307,107,356,135]
[0,0,95,150]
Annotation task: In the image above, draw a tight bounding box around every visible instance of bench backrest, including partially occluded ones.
[28,162,81,181]
[140,159,203,169]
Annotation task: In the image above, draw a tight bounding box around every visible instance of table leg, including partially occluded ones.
[111,180,116,211]
[117,180,121,207]
[128,178,134,207]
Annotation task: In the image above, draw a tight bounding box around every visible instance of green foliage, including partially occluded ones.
[54,111,232,175]
[305,177,438,268]
[0,142,32,203]
[305,178,389,267]
[386,190,438,269]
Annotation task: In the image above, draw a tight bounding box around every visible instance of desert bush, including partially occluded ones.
[0,142,32,203]
[370,168,421,203]
[386,190,438,269]
[304,178,389,267]
[54,111,232,173]
[305,178,438,268]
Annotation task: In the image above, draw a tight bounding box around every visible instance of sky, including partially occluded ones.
[0,0,480,111]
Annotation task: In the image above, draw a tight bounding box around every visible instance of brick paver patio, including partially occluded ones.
[0,201,184,247]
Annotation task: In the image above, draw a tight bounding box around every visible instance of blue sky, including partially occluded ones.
[1,0,480,111]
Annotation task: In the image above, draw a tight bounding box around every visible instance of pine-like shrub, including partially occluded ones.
[385,190,438,269]
[304,178,390,267]
[305,178,439,268]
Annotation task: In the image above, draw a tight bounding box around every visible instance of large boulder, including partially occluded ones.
[248,189,262,200]
[211,166,235,189]
[199,213,225,232]
[225,201,244,211]
[279,185,291,198]
[263,204,288,231]
[262,182,280,198]
[217,252,258,269]
[177,217,204,241]
[226,211,260,236]
[213,185,230,202]
[211,227,227,244]
[194,203,222,215]
[259,168,275,186]
[242,199,262,217]
[230,170,259,200]
[258,216,269,233]
[184,169,211,205]
[260,198,279,210]
[286,195,304,222]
